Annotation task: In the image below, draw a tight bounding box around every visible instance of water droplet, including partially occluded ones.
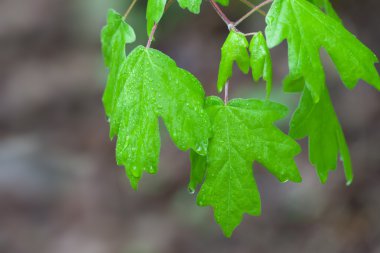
[148,165,155,174]
[188,186,195,195]
[195,141,208,154]
[131,166,140,177]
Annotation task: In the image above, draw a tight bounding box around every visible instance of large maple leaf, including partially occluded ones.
[191,97,301,236]
[104,46,211,188]
[265,0,380,102]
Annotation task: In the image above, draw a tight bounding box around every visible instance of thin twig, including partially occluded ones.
[244,32,258,37]
[224,81,229,104]
[123,0,138,20]
[239,0,267,16]
[146,23,158,48]
[235,0,272,26]
[209,0,233,28]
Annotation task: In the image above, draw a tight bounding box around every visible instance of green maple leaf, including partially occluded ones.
[101,9,136,67]
[307,0,341,22]
[290,87,353,185]
[217,31,250,92]
[249,32,273,99]
[177,0,202,13]
[215,0,230,6]
[176,0,229,14]
[104,46,210,189]
[101,9,136,118]
[265,0,380,102]
[193,96,301,237]
[189,149,207,193]
[146,0,167,35]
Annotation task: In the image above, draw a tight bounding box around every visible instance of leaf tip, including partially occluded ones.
[128,176,140,191]
[221,229,233,238]
[187,184,196,195]
[292,173,303,183]
[317,171,329,185]
[217,81,225,93]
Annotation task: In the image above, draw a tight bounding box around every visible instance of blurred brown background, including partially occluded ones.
[0,0,379,252]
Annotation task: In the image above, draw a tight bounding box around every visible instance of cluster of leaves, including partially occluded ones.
[147,0,230,35]
[101,0,380,237]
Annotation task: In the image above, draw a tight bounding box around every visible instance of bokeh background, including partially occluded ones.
[0,0,380,252]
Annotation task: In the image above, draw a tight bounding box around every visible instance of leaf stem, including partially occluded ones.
[224,81,229,104]
[123,0,138,20]
[239,0,267,16]
[234,0,272,26]
[244,32,258,37]
[146,23,158,48]
[209,0,234,29]
[165,0,174,11]
[145,0,173,49]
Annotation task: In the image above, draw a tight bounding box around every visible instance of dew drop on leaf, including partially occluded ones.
[195,145,203,153]
[148,165,155,174]
[131,166,139,177]
[188,186,195,194]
